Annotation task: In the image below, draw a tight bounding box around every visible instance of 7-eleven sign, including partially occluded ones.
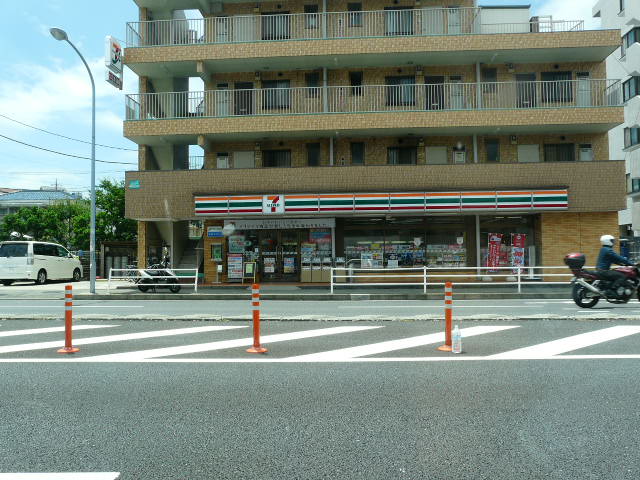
[263,194,285,214]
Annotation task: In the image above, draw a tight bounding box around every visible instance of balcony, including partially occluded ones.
[123,8,619,75]
[127,8,584,47]
[124,80,623,143]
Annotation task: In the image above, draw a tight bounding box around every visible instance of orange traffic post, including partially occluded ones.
[58,285,79,354]
[437,282,453,352]
[246,283,267,354]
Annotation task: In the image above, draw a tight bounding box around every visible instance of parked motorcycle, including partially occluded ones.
[564,253,640,308]
[137,259,181,294]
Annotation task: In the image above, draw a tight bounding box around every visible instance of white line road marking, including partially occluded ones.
[1,355,640,363]
[0,305,144,308]
[286,325,519,361]
[489,326,640,359]
[0,325,118,338]
[79,326,382,362]
[0,325,246,355]
[0,474,120,480]
[338,305,536,309]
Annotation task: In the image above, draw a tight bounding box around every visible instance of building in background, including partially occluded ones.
[124,0,625,283]
[594,0,640,240]
[0,190,80,221]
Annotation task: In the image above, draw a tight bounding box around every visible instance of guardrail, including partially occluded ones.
[126,8,584,47]
[108,268,199,294]
[125,79,621,121]
[330,265,586,294]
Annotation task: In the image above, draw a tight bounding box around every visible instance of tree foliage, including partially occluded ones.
[0,179,136,250]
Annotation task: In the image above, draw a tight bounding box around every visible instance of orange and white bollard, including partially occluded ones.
[437,282,453,352]
[57,284,79,354]
[246,283,267,354]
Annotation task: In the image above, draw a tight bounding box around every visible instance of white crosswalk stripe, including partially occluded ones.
[0,324,117,338]
[0,474,120,480]
[489,326,640,359]
[287,325,519,361]
[0,325,246,354]
[79,326,382,362]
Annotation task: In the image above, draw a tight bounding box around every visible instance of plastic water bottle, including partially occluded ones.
[452,325,462,354]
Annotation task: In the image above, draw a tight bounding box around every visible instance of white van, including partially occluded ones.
[0,241,83,286]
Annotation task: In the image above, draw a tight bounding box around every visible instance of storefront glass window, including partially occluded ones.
[479,216,535,271]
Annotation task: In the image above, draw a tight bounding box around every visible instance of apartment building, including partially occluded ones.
[593,0,640,239]
[124,0,625,283]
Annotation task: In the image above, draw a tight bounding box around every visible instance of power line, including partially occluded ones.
[0,133,138,165]
[0,113,137,151]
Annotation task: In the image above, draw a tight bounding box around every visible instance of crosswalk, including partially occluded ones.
[0,322,639,363]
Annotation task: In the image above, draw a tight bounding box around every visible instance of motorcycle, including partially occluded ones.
[137,258,181,294]
[564,253,640,308]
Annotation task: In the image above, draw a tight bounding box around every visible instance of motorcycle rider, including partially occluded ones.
[596,234,634,297]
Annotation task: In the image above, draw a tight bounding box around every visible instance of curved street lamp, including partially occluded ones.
[50,27,97,294]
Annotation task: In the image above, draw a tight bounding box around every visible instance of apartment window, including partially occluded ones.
[306,143,321,166]
[624,127,640,149]
[386,76,416,106]
[350,71,363,96]
[351,142,365,165]
[262,12,291,40]
[481,68,498,93]
[388,147,417,165]
[305,72,320,98]
[384,7,414,36]
[263,150,292,167]
[622,27,640,57]
[262,80,290,109]
[633,178,640,193]
[544,144,575,162]
[485,139,500,162]
[623,76,640,102]
[304,5,319,29]
[216,152,229,169]
[541,72,573,102]
[348,3,363,27]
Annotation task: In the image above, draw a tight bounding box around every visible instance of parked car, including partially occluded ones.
[0,241,83,285]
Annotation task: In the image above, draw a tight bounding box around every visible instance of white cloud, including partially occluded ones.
[535,0,601,30]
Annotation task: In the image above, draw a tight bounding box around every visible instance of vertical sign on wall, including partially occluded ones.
[487,233,503,273]
[104,36,123,90]
[511,233,527,274]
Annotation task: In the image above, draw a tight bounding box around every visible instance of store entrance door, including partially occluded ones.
[259,230,301,282]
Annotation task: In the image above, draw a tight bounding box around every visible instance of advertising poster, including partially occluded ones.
[227,254,243,279]
[361,252,374,269]
[283,257,295,274]
[511,233,527,273]
[487,233,503,273]
[264,257,276,273]
[228,235,246,253]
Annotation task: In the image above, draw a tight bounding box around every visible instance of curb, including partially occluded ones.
[73,293,568,301]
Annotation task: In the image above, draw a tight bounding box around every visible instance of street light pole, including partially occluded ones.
[50,27,97,294]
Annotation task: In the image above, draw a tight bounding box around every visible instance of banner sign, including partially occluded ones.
[487,233,503,273]
[104,36,123,90]
[195,190,569,217]
[225,218,335,230]
[511,233,527,273]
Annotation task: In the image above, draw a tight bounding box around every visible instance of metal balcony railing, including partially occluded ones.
[126,8,584,47]
[125,79,622,121]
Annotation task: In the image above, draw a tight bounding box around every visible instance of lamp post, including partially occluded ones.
[50,27,96,294]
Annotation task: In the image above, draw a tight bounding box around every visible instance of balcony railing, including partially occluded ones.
[126,8,584,47]
[125,79,622,121]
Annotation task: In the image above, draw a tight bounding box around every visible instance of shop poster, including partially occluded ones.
[487,233,503,273]
[511,233,527,274]
[264,257,276,273]
[228,235,246,253]
[227,254,243,279]
[283,257,295,274]
[361,252,374,269]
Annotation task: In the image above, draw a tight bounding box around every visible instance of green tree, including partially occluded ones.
[0,179,136,248]
[96,179,137,242]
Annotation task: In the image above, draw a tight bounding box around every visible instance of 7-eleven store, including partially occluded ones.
[195,189,568,284]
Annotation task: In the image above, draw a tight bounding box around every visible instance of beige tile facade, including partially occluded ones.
[125,1,626,281]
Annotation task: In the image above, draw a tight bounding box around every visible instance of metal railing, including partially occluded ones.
[125,79,622,121]
[188,156,204,170]
[108,268,199,293]
[330,265,587,294]
[126,8,585,47]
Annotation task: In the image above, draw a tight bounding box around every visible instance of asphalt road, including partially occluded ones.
[1,298,640,321]
[0,319,639,479]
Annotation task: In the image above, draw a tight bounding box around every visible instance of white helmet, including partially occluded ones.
[600,234,615,247]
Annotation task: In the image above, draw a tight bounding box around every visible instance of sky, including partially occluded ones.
[0,0,601,195]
